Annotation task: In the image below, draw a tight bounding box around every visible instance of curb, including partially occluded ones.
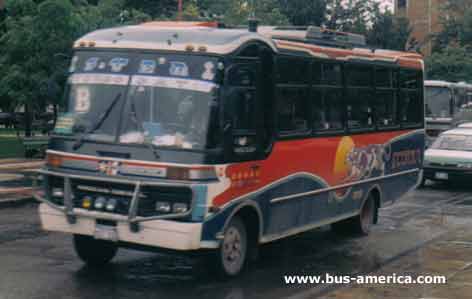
[0,196,38,209]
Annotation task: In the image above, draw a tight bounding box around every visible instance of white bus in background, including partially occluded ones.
[425,80,472,146]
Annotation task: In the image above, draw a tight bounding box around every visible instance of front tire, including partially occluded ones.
[73,235,118,267]
[216,216,247,277]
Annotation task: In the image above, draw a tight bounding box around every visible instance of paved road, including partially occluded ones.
[1,184,472,299]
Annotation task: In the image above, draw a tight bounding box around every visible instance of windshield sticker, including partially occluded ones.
[109,57,129,72]
[54,113,75,134]
[98,62,106,70]
[169,61,189,77]
[139,60,156,74]
[69,74,129,86]
[84,57,99,71]
[74,87,91,113]
[202,61,216,81]
[69,56,79,73]
[131,76,216,93]
[158,57,167,65]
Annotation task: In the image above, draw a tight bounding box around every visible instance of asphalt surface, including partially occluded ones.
[1,183,472,299]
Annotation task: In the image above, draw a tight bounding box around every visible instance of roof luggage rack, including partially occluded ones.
[269,26,367,49]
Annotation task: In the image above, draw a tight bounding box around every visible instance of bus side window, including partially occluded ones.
[313,62,344,132]
[313,89,343,131]
[277,88,310,134]
[399,69,423,127]
[374,68,398,128]
[346,65,373,130]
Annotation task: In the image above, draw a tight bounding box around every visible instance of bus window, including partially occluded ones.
[374,68,398,127]
[399,69,423,127]
[313,89,344,131]
[277,57,310,85]
[346,89,373,129]
[346,65,373,130]
[232,89,257,130]
[313,63,342,86]
[400,90,423,125]
[277,88,310,134]
[373,90,397,127]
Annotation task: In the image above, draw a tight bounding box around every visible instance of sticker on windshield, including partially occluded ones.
[74,87,91,113]
[139,60,156,74]
[54,113,75,134]
[109,57,129,72]
[158,57,167,65]
[69,56,79,73]
[84,57,99,71]
[202,61,215,81]
[169,61,189,77]
[98,62,106,70]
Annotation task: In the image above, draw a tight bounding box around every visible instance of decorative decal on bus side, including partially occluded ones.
[169,61,189,77]
[109,57,129,72]
[139,60,157,74]
[84,57,99,71]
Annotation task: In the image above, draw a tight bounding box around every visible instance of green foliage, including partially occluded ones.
[426,46,472,82]
[277,0,326,26]
[367,13,412,51]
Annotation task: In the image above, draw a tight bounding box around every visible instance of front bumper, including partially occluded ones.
[35,169,219,251]
[39,203,216,250]
[423,166,472,182]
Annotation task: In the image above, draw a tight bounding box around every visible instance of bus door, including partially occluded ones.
[223,60,268,162]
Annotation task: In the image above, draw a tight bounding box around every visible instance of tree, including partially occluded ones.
[278,0,326,26]
[433,0,472,51]
[367,12,412,51]
[426,46,472,82]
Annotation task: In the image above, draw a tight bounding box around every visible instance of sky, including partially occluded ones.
[379,0,395,12]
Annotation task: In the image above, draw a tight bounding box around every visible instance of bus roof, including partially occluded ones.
[425,80,454,88]
[74,22,423,69]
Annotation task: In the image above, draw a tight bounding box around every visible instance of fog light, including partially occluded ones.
[156,201,171,213]
[82,197,92,209]
[172,203,188,214]
[52,188,64,198]
[94,196,107,210]
[106,198,118,212]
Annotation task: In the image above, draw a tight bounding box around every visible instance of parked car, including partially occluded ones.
[423,126,472,184]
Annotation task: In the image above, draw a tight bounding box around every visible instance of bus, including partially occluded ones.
[35,22,425,277]
[425,80,472,145]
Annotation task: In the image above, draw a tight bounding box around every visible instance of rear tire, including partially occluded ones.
[73,234,118,267]
[215,216,247,278]
[331,195,376,236]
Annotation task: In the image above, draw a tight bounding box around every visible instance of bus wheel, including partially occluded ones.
[73,234,118,267]
[353,195,376,235]
[217,216,247,277]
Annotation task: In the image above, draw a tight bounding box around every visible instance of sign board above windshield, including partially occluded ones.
[70,51,220,82]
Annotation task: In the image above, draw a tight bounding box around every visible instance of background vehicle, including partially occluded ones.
[35,22,425,277]
[423,126,472,184]
[425,80,472,146]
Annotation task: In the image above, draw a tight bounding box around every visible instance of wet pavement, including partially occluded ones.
[1,184,472,299]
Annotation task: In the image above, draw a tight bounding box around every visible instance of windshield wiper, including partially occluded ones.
[73,93,123,150]
[129,96,160,159]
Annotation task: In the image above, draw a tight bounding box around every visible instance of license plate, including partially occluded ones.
[435,172,449,180]
[94,225,118,242]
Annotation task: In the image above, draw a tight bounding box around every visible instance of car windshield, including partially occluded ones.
[431,134,472,151]
[53,51,221,150]
[425,86,453,118]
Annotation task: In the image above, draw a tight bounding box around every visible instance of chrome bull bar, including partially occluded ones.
[33,169,193,232]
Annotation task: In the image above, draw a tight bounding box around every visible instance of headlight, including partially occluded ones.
[156,201,171,213]
[52,188,64,198]
[94,196,107,210]
[106,198,118,212]
[173,203,189,214]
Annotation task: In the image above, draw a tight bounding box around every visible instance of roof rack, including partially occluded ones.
[264,26,367,49]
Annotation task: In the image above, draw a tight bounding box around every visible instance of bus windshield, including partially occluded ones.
[425,86,453,118]
[120,76,220,150]
[54,51,221,150]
